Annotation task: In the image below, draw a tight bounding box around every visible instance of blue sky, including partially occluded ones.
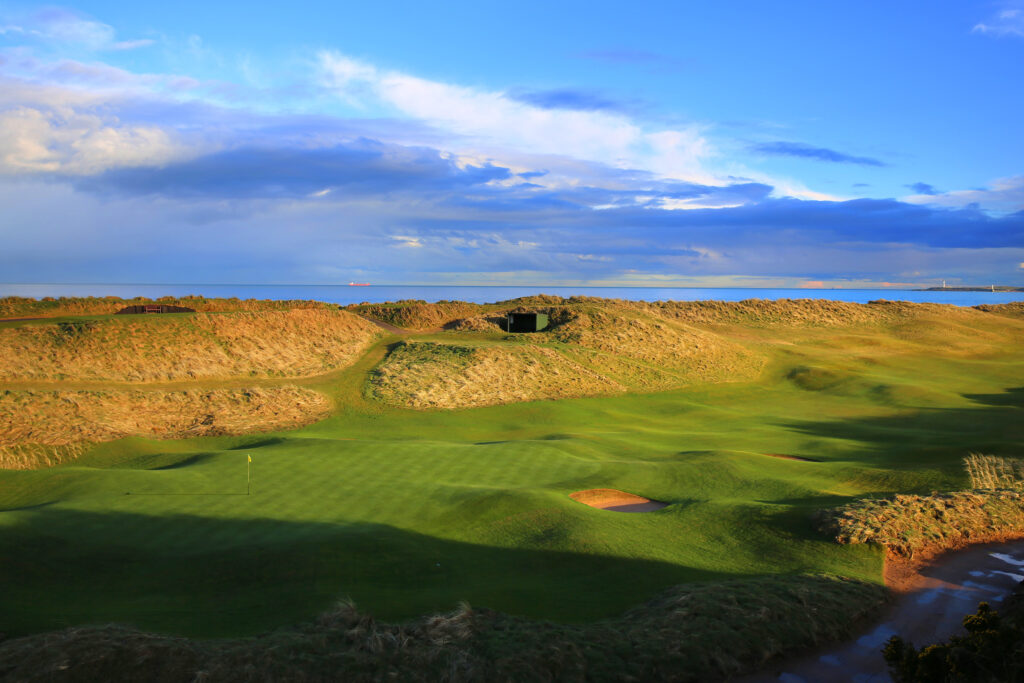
[0,2,1022,286]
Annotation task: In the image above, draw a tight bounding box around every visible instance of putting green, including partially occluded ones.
[1,322,1022,637]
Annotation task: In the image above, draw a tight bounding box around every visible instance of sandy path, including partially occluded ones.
[740,540,1024,682]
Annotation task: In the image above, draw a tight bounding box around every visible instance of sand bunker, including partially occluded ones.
[569,488,668,513]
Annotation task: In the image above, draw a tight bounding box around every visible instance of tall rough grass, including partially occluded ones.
[819,454,1024,558]
[349,301,480,330]
[366,301,766,409]
[0,296,332,318]
[0,387,330,468]
[0,443,87,470]
[0,309,380,382]
[965,453,1024,490]
[369,341,623,409]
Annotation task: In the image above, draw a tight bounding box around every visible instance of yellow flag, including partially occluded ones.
[248,455,252,463]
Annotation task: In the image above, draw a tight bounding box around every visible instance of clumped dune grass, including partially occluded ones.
[358,297,1024,409]
[819,490,1024,558]
[549,305,764,383]
[369,341,622,409]
[0,309,380,382]
[0,443,88,470]
[0,387,329,469]
[0,575,885,682]
[445,315,504,332]
[965,453,1024,490]
[629,298,896,327]
[350,300,480,330]
[974,302,1024,318]
[0,295,332,318]
[366,300,765,408]
[819,455,1024,558]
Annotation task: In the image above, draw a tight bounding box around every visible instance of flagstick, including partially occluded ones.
[247,455,251,496]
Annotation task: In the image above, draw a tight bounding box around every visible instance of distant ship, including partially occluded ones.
[348,282,371,286]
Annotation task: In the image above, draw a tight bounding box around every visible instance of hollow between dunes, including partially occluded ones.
[569,488,668,513]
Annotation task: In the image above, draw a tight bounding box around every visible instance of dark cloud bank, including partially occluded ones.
[10,134,1017,284]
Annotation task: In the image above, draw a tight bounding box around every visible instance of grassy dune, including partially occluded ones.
[0,387,330,469]
[366,297,1022,409]
[0,308,380,382]
[352,300,479,330]
[369,341,625,408]
[0,295,332,318]
[0,296,1022,680]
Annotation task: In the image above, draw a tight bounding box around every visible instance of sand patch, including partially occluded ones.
[569,488,668,513]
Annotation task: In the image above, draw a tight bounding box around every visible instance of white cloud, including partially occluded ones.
[5,9,154,51]
[903,175,1024,212]
[973,8,1024,37]
[318,52,718,186]
[110,39,155,51]
[390,235,423,248]
[655,197,746,210]
[0,105,189,175]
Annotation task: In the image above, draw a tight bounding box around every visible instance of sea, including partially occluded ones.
[2,284,1023,307]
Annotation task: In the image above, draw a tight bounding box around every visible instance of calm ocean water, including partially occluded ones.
[2,283,1023,307]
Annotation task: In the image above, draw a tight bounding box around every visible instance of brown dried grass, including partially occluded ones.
[369,341,623,409]
[550,306,765,383]
[0,295,331,318]
[0,387,330,469]
[965,453,1024,490]
[0,309,380,382]
[350,301,480,330]
[974,302,1024,318]
[818,487,1024,559]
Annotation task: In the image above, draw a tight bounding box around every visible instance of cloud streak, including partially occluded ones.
[904,175,1024,213]
[507,88,631,113]
[749,141,886,167]
[974,8,1024,38]
[1,8,154,51]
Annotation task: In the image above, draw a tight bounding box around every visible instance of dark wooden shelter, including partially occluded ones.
[115,304,196,315]
[507,312,549,332]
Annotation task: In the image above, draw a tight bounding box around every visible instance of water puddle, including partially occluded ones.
[741,540,1024,682]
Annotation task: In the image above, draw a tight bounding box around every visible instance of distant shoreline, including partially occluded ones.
[3,284,1023,307]
[919,286,1024,292]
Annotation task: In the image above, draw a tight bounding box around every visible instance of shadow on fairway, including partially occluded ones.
[780,387,1024,477]
[0,506,741,638]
